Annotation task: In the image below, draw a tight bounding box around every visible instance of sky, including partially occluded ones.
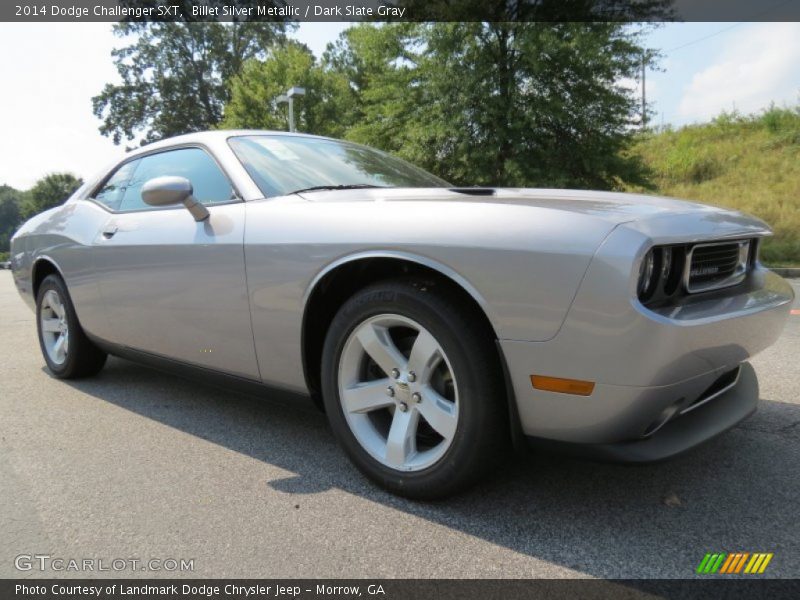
[0,21,798,190]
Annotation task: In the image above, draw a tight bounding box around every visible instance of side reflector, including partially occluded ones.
[530,375,595,396]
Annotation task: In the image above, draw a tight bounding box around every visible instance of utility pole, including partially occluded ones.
[641,53,647,130]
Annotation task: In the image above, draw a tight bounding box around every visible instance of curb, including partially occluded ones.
[770,268,800,279]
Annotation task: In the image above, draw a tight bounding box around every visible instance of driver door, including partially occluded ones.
[89,146,260,380]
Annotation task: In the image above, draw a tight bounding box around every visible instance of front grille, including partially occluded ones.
[685,240,751,293]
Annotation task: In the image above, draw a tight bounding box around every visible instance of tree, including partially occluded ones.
[93,18,290,146]
[0,185,24,253]
[222,41,355,138]
[23,174,83,218]
[323,24,422,153]
[324,22,655,189]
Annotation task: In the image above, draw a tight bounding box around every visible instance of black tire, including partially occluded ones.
[321,279,508,499]
[36,274,107,379]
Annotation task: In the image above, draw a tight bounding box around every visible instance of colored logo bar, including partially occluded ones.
[696,552,773,574]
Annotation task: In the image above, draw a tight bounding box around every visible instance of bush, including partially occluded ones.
[760,105,799,133]
[759,105,800,147]
[663,144,721,184]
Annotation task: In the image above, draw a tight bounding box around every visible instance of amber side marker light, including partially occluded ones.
[530,375,595,396]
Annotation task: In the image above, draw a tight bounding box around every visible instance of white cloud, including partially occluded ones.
[0,22,350,190]
[292,22,351,58]
[0,23,125,190]
[677,22,800,121]
[619,76,656,96]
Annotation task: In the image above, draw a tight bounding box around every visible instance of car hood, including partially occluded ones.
[297,186,772,243]
[298,186,764,226]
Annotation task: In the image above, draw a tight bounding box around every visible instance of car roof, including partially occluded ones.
[80,130,332,202]
[124,130,334,157]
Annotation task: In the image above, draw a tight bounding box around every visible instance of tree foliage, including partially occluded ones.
[95,20,656,190]
[327,23,653,189]
[93,20,290,146]
[322,24,422,154]
[23,173,83,219]
[0,174,81,252]
[222,41,355,138]
[222,22,654,189]
[0,185,24,253]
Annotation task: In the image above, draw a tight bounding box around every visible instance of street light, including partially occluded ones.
[276,86,305,132]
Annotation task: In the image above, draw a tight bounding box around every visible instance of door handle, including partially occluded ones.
[101,225,118,238]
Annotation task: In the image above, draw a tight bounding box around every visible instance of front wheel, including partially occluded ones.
[321,280,508,499]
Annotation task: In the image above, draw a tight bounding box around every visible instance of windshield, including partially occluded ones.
[228,135,450,197]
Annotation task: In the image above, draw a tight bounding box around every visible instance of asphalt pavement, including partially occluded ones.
[1,271,798,579]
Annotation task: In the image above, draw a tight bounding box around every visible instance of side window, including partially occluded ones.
[92,159,141,211]
[118,148,234,212]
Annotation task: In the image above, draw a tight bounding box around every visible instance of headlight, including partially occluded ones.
[661,247,672,280]
[637,249,657,299]
[637,245,687,304]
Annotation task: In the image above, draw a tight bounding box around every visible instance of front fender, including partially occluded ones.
[303,249,497,329]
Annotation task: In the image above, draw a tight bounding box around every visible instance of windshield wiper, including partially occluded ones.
[290,184,387,194]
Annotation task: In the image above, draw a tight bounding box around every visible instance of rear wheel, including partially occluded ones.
[321,279,507,499]
[36,274,107,379]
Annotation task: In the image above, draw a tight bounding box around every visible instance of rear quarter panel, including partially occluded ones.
[11,201,109,336]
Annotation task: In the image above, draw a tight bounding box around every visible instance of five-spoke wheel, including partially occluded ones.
[322,279,507,499]
[339,314,459,472]
[36,274,107,379]
[39,288,70,365]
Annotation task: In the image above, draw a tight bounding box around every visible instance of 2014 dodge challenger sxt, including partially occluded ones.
[10,131,794,498]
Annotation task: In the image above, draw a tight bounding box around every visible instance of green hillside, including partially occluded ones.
[626,107,800,266]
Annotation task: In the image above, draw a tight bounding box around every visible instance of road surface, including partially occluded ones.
[1,271,798,579]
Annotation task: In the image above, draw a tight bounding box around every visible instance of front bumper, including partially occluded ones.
[499,236,793,456]
[525,362,758,462]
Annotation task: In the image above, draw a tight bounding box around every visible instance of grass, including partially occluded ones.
[625,106,800,266]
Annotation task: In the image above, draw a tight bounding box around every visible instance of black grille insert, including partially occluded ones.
[686,240,750,293]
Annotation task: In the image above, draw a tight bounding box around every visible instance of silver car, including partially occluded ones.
[10,131,794,498]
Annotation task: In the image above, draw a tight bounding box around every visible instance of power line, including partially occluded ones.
[646,0,798,128]
[662,0,796,54]
[663,22,746,54]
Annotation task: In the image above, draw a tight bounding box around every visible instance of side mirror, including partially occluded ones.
[141,176,209,222]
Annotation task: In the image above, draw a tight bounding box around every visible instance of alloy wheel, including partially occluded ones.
[338,314,459,472]
[40,289,69,365]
